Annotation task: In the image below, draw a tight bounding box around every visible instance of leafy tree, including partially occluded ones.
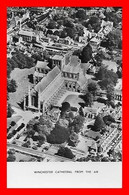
[80,92,94,107]
[108,29,122,48]
[117,69,122,78]
[94,52,103,66]
[47,20,57,29]
[47,124,70,144]
[94,114,106,131]
[65,27,76,39]
[60,102,71,117]
[76,8,86,20]
[46,29,53,35]
[75,25,84,36]
[70,115,85,133]
[96,66,118,88]
[103,115,115,125]
[79,106,84,117]
[88,16,101,33]
[105,11,121,27]
[7,79,17,93]
[7,133,14,139]
[53,30,60,36]
[80,44,92,63]
[7,103,14,118]
[64,19,74,28]
[7,154,16,162]
[106,84,115,101]
[56,146,75,159]
[60,30,67,38]
[87,81,100,97]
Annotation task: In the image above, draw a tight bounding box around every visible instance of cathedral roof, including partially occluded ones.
[34,66,60,93]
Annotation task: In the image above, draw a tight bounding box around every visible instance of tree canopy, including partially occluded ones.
[47,20,57,29]
[7,79,17,93]
[96,66,118,89]
[94,114,106,131]
[80,44,92,63]
[76,8,86,20]
[80,92,94,107]
[56,146,75,159]
[69,115,85,133]
[47,124,70,144]
[87,81,100,97]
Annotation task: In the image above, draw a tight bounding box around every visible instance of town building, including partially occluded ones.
[18,30,40,42]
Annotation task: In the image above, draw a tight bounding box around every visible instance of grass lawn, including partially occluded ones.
[7,115,22,128]
[9,67,35,107]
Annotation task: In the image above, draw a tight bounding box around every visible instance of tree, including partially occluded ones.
[79,106,84,117]
[7,154,16,162]
[94,114,106,131]
[60,102,71,117]
[65,27,76,39]
[80,92,93,107]
[76,8,86,20]
[103,115,115,125]
[60,30,67,38]
[68,131,79,146]
[105,11,121,27]
[7,79,17,93]
[88,16,101,33]
[47,124,70,144]
[96,66,118,89]
[87,81,100,97]
[106,29,122,49]
[70,115,85,133]
[56,146,75,159]
[106,84,115,102]
[46,29,53,35]
[53,30,60,36]
[7,103,14,118]
[75,25,84,36]
[63,19,74,28]
[80,44,92,63]
[94,52,103,66]
[47,20,57,29]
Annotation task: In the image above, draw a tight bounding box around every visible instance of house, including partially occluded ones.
[58,36,74,45]
[83,107,99,119]
[18,30,40,42]
[41,36,51,43]
[89,37,100,52]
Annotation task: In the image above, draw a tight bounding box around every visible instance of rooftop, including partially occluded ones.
[34,66,61,93]
[51,54,64,60]
[83,107,98,114]
[63,55,81,74]
[102,60,118,73]
[35,61,50,69]
[18,30,35,37]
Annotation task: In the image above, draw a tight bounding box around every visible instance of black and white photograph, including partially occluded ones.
[7,6,122,188]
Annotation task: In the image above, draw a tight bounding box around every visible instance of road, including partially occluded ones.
[8,143,75,162]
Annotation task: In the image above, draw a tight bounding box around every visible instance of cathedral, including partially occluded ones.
[24,54,88,113]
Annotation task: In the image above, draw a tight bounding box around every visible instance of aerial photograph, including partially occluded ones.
[7,7,122,162]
